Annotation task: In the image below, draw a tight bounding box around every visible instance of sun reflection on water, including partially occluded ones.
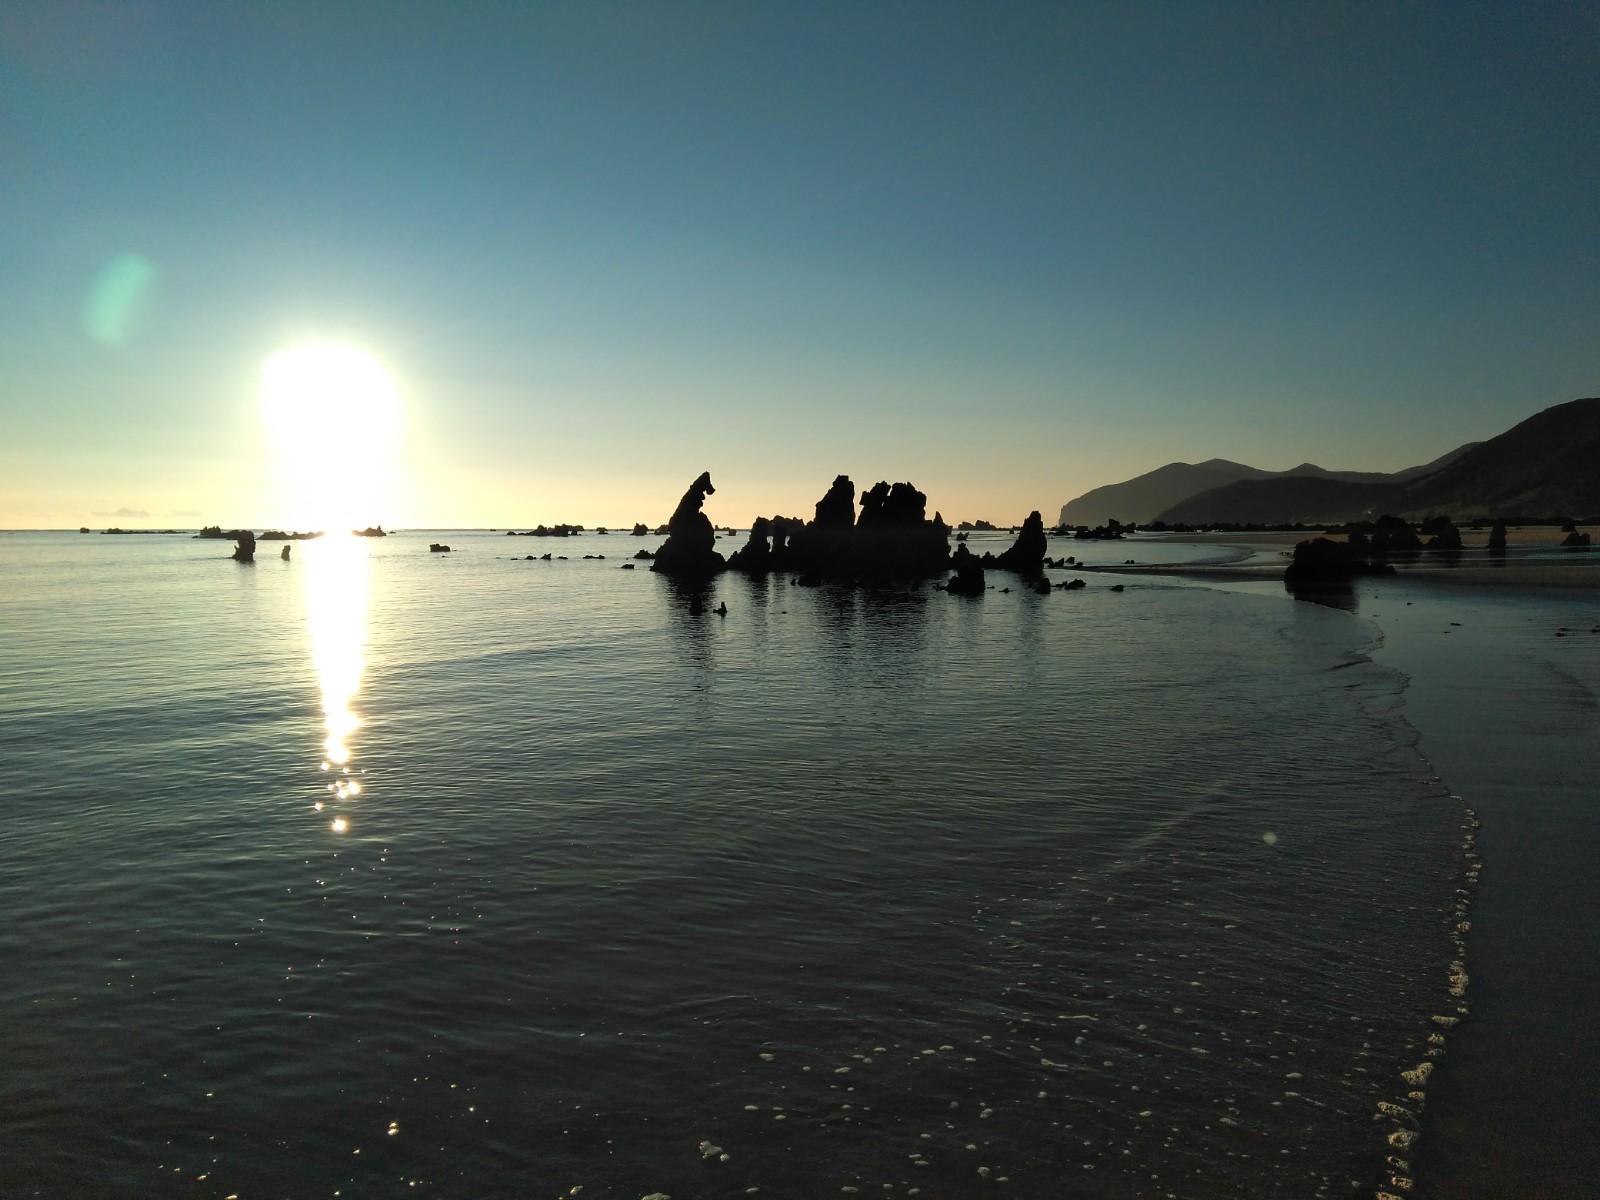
[302,533,370,831]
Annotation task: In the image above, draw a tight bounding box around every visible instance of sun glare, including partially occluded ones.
[260,341,403,533]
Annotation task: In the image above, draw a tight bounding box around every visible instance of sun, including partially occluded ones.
[259,341,404,532]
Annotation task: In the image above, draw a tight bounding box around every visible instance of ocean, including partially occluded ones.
[0,529,1510,1197]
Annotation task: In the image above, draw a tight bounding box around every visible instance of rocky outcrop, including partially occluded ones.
[430,543,451,553]
[944,543,985,595]
[1284,537,1395,582]
[1421,515,1463,551]
[630,523,649,536]
[651,471,726,576]
[728,476,949,581]
[231,531,256,563]
[1563,530,1592,548]
[354,526,386,537]
[985,510,1047,575]
[1488,519,1508,551]
[280,545,291,561]
[507,524,582,537]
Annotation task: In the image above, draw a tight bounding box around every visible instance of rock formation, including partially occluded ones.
[1284,537,1395,583]
[430,543,451,552]
[944,543,985,595]
[1563,530,1592,548]
[984,510,1047,575]
[651,471,727,576]
[231,531,256,563]
[1488,519,1508,551]
[281,545,291,561]
[1421,515,1463,551]
[630,523,649,536]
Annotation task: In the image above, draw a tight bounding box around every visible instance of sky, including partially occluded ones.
[2,1,1596,529]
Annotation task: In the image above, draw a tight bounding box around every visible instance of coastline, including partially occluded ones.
[1115,544,1600,1196]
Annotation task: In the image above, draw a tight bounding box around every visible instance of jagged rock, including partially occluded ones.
[1058,577,1087,590]
[727,516,774,572]
[985,510,1046,575]
[630,523,649,536]
[353,526,386,537]
[430,543,451,552]
[651,471,727,576]
[633,548,655,560]
[945,544,985,596]
[814,474,856,528]
[231,531,256,563]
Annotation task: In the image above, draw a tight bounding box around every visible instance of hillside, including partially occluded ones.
[1155,398,1599,524]
[1060,444,1475,527]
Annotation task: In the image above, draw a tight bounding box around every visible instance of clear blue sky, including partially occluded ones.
[2,1,1596,527]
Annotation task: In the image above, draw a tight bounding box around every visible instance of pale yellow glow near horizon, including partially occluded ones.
[259,341,403,534]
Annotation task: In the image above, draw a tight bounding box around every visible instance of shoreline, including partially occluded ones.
[1128,549,1600,1197]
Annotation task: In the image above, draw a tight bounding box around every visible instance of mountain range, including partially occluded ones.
[1058,397,1600,527]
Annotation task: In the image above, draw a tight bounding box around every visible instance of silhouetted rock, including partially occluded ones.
[727,516,775,572]
[1284,537,1395,582]
[281,545,291,561]
[78,526,90,534]
[634,548,655,560]
[620,563,635,569]
[430,543,451,553]
[651,471,726,576]
[1421,515,1463,551]
[354,526,386,537]
[814,474,856,528]
[1110,583,1125,592]
[231,531,256,563]
[985,510,1047,575]
[1562,530,1592,548]
[715,602,728,616]
[1058,578,1087,590]
[630,523,649,536]
[945,544,985,596]
[508,524,582,537]
[1487,519,1507,552]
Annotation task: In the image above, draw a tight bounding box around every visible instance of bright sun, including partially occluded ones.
[259,341,404,532]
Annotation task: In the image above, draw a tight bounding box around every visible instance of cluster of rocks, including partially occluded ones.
[506,524,583,537]
[1284,537,1396,583]
[647,472,1076,602]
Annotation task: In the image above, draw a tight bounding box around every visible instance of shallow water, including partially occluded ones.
[0,530,1470,1198]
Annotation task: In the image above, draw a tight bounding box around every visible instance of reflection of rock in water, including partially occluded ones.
[1284,577,1359,612]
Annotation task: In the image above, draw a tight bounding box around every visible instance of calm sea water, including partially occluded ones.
[0,530,1472,1199]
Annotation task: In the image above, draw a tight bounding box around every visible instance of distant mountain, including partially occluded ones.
[1155,397,1598,524]
[1057,446,1474,527]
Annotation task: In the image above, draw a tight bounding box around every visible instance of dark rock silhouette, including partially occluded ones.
[508,524,582,537]
[1563,530,1592,548]
[1058,577,1087,590]
[984,510,1047,575]
[814,474,856,528]
[231,531,256,563]
[630,523,649,536]
[620,563,635,569]
[944,544,985,596]
[354,526,386,537]
[634,548,655,560]
[1421,515,1463,551]
[651,471,726,576]
[78,526,90,533]
[1488,519,1508,551]
[715,602,728,616]
[730,476,948,581]
[281,545,291,561]
[430,543,451,553]
[1284,537,1395,582]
